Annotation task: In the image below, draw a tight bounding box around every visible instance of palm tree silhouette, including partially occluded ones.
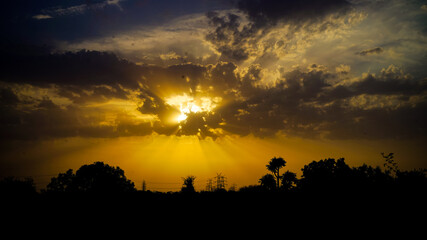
[266,157,286,189]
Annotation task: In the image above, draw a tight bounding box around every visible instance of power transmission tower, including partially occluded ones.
[214,173,227,191]
[206,178,213,192]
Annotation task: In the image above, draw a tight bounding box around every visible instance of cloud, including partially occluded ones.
[205,0,353,63]
[38,0,125,17]
[237,0,351,26]
[211,64,427,139]
[32,14,53,20]
[59,11,216,66]
[205,11,250,63]
[0,92,154,140]
[0,88,20,106]
[0,46,142,103]
[349,65,426,96]
[356,47,384,56]
[1,40,426,140]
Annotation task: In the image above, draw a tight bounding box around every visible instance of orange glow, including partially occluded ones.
[2,0,427,196]
[3,134,426,191]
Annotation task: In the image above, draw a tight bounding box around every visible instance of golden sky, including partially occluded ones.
[1,0,427,191]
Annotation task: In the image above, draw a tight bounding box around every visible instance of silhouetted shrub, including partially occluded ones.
[47,162,136,193]
[395,169,427,193]
[299,158,351,193]
[297,157,427,195]
[259,174,276,191]
[181,176,196,193]
[46,169,74,192]
[281,170,297,191]
[238,185,264,193]
[297,158,395,194]
[0,177,37,196]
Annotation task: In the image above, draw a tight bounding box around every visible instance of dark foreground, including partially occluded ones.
[1,190,425,238]
[2,157,425,234]
[3,189,425,218]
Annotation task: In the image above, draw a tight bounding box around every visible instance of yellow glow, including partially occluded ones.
[177,112,188,122]
[165,93,220,123]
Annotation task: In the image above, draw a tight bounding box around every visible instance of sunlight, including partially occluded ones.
[177,112,188,122]
[165,93,219,123]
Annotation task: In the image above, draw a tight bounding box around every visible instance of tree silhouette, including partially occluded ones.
[281,171,297,191]
[351,164,393,192]
[266,157,286,189]
[181,176,196,193]
[46,169,74,192]
[0,177,36,196]
[299,158,351,192]
[259,174,276,191]
[47,162,136,193]
[396,168,427,193]
[382,152,398,176]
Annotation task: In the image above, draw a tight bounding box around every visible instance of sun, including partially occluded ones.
[165,94,220,124]
[177,112,188,122]
[176,102,199,123]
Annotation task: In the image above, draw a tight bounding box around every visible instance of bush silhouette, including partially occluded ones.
[296,157,426,194]
[46,169,74,192]
[259,174,276,191]
[281,171,297,191]
[395,168,427,193]
[0,177,36,196]
[181,176,196,193]
[299,158,356,193]
[47,162,136,193]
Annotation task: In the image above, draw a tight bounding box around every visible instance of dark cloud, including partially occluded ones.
[1,46,426,140]
[0,46,141,88]
[0,95,154,140]
[205,12,250,63]
[0,88,23,134]
[211,65,427,139]
[177,112,219,140]
[0,46,160,140]
[0,45,143,104]
[237,0,351,27]
[206,0,352,62]
[57,84,129,104]
[1,0,232,45]
[350,74,427,96]
[213,66,334,137]
[2,1,426,143]
[319,66,427,102]
[0,96,79,140]
[0,47,229,140]
[207,61,240,93]
[356,47,384,56]
[0,88,20,106]
[321,101,427,140]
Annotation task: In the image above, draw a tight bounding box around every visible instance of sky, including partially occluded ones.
[1,0,427,191]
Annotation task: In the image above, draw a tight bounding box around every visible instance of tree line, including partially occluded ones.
[1,153,425,196]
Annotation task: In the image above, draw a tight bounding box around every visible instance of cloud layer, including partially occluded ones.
[1,45,426,140]
[1,0,426,141]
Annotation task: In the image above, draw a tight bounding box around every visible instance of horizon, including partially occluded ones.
[2,135,425,192]
[1,0,427,192]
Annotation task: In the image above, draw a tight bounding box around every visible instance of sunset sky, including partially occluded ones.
[1,0,427,191]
